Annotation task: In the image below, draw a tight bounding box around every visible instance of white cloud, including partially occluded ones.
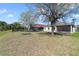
[72,14,79,18]
[75,14,79,17]
[8,14,14,17]
[0,9,7,14]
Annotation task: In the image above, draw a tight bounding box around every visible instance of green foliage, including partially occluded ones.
[10,22,25,32]
[0,21,26,32]
[0,21,9,31]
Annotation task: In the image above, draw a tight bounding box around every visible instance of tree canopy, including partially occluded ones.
[20,9,39,31]
[19,3,79,32]
[35,3,79,25]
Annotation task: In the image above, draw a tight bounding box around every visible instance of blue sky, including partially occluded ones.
[0,3,28,24]
[0,3,46,25]
[0,3,79,25]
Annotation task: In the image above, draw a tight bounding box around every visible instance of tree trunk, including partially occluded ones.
[50,22,55,34]
[50,18,57,35]
[27,25,30,32]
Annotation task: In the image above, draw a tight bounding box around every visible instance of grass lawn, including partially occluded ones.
[0,31,79,56]
[0,30,11,36]
[71,32,79,38]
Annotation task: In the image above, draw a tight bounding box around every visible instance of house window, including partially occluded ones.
[57,25,70,32]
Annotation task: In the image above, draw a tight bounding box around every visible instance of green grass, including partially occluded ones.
[71,32,79,38]
[0,30,11,37]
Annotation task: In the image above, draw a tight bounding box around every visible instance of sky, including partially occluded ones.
[0,3,28,24]
[0,3,79,25]
[0,3,47,25]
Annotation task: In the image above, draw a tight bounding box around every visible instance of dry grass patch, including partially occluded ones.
[0,32,79,56]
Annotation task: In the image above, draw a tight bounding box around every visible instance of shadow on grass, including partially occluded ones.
[54,32,71,36]
[21,32,32,35]
[38,32,52,36]
[38,32,71,36]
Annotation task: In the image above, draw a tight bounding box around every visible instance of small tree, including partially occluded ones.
[20,10,34,31]
[0,21,9,31]
[11,22,23,31]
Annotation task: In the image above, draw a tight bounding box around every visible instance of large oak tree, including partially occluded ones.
[35,3,79,31]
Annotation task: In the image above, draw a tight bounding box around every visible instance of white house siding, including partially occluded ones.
[72,27,76,33]
[54,26,57,32]
[70,25,73,33]
[70,26,76,33]
[43,25,76,33]
[43,27,52,32]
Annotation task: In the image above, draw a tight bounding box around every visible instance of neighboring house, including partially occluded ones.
[32,21,77,33]
[32,24,47,31]
[43,26,52,32]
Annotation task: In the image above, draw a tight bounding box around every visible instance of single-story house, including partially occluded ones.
[44,21,77,33]
[32,21,77,33]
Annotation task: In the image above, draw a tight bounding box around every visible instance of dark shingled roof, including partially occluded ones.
[54,21,73,26]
